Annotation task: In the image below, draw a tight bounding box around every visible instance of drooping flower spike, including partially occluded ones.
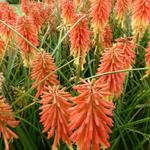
[16,15,39,66]
[131,0,150,42]
[90,0,112,34]
[0,96,19,150]
[69,79,114,150]
[70,15,90,70]
[31,51,59,98]
[39,85,72,149]
[115,0,131,27]
[96,44,126,98]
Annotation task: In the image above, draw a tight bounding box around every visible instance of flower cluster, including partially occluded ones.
[1,0,150,150]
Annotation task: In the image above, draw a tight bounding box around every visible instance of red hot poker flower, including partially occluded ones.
[132,0,150,41]
[70,15,90,70]
[116,37,136,69]
[69,79,114,150]
[21,1,51,30]
[40,85,72,149]
[90,0,112,34]
[16,16,39,65]
[0,96,19,150]
[116,0,131,26]
[31,51,59,98]
[60,0,77,25]
[96,45,126,98]
[0,3,17,42]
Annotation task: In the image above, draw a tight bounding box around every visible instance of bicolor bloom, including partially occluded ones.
[90,0,112,34]
[0,39,5,59]
[96,45,126,98]
[115,0,131,26]
[145,42,150,76]
[31,51,59,98]
[40,85,71,149]
[0,3,17,42]
[0,96,19,150]
[70,15,90,70]
[69,79,114,150]
[16,16,39,65]
[132,0,150,41]
[116,37,136,69]
[102,25,113,48]
[60,0,76,25]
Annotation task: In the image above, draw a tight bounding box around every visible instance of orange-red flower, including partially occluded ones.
[90,0,112,34]
[31,51,59,98]
[0,96,19,150]
[16,16,39,65]
[132,0,150,41]
[116,37,136,69]
[96,45,126,98]
[116,0,131,26]
[60,0,77,25]
[40,85,71,149]
[21,1,51,30]
[0,3,17,42]
[102,25,113,48]
[145,42,150,76]
[69,79,114,150]
[70,15,90,70]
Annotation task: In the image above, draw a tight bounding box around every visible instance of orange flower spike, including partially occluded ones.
[70,15,90,70]
[31,51,59,98]
[60,0,77,25]
[145,42,150,76]
[69,79,114,150]
[16,16,39,65]
[40,85,72,149]
[97,45,126,98]
[0,96,19,150]
[90,0,112,34]
[132,0,150,41]
[116,0,131,26]
[116,38,136,69]
[0,4,17,42]
[102,25,113,48]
